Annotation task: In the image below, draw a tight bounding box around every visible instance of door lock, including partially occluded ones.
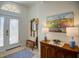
[6,30,8,36]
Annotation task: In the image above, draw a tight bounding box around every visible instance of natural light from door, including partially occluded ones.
[0,17,4,47]
[9,19,18,44]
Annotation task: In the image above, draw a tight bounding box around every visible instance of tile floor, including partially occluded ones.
[0,46,40,58]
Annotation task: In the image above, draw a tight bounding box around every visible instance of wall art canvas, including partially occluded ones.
[46,12,74,33]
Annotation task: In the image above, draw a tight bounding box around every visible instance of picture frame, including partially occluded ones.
[46,12,74,33]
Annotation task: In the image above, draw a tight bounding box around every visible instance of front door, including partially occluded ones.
[0,14,19,51]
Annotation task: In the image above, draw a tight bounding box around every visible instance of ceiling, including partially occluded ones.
[14,1,41,7]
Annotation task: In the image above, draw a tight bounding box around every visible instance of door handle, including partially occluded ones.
[6,30,8,36]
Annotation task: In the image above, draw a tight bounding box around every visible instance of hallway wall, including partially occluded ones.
[38,2,79,43]
[28,1,79,56]
[28,1,79,45]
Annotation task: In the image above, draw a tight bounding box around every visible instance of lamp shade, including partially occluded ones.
[66,27,78,38]
[43,23,49,33]
[42,27,49,33]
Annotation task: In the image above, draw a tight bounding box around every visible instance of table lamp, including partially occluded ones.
[42,23,49,41]
[66,27,79,48]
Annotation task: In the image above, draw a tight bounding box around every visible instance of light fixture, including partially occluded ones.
[43,23,49,41]
[44,27,49,41]
[66,27,79,48]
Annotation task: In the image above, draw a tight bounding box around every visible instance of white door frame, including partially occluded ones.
[0,10,21,51]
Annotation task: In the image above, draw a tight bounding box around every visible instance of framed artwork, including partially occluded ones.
[46,12,74,33]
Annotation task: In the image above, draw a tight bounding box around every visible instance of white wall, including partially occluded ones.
[28,3,41,41]
[0,1,29,47]
[38,1,79,42]
[0,1,79,48]
[28,1,79,43]
[0,1,79,57]
[28,1,79,56]
[17,3,29,46]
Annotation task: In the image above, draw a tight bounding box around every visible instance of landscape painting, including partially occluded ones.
[46,12,74,33]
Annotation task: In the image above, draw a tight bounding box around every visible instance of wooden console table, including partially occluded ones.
[40,40,79,58]
[26,40,36,50]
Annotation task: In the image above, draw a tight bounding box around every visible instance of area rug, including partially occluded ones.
[4,49,33,58]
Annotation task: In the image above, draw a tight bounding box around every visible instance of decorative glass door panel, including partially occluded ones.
[0,15,19,51]
[0,17,4,47]
[9,19,19,45]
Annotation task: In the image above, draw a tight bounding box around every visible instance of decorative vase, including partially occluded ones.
[69,36,75,48]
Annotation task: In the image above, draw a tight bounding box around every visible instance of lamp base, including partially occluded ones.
[69,37,75,48]
[44,36,48,41]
